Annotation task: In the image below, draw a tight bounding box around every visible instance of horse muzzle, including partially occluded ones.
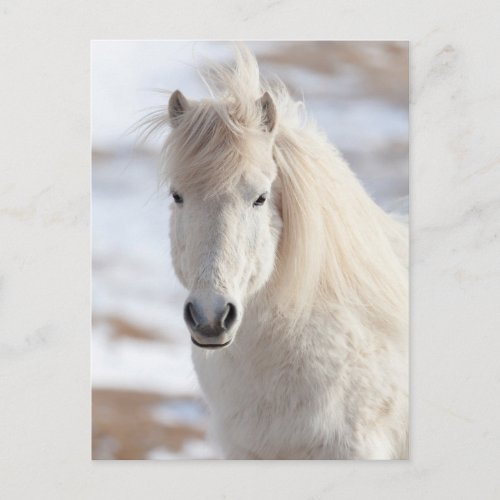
[183,292,240,349]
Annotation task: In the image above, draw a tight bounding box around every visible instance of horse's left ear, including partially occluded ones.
[257,92,277,133]
[168,90,190,127]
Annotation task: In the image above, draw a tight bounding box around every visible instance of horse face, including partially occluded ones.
[165,89,282,348]
[169,161,282,349]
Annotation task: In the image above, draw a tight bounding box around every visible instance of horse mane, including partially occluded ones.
[139,44,408,338]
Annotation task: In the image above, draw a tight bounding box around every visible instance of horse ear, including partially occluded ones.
[257,92,277,133]
[168,90,189,127]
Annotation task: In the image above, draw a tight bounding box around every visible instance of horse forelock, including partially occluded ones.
[164,100,271,198]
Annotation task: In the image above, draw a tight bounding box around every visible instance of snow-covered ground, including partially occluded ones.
[92,41,408,460]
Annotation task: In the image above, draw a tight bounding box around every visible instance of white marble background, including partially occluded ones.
[1,0,499,498]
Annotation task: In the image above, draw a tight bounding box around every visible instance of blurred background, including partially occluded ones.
[92,41,409,460]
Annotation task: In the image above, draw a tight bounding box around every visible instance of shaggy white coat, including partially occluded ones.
[141,45,409,459]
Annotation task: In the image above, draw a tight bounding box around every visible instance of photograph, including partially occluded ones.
[92,40,409,460]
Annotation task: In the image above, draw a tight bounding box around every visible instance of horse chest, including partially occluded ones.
[192,321,353,456]
[194,342,317,408]
[195,321,340,402]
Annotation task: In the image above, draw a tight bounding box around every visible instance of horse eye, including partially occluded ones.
[172,192,183,204]
[253,193,267,207]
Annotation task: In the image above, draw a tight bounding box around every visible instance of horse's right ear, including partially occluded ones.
[257,92,277,133]
[168,90,189,127]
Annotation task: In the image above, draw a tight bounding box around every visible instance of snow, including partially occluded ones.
[147,439,216,460]
[92,324,198,396]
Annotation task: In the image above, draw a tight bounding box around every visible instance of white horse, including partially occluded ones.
[142,46,408,459]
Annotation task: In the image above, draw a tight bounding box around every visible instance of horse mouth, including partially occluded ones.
[191,337,233,350]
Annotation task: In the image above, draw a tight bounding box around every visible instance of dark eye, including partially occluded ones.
[172,191,183,204]
[253,193,267,207]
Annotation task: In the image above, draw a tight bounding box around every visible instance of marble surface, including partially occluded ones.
[1,0,499,498]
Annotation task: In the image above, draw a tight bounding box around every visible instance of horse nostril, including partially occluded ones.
[184,302,200,329]
[220,303,237,331]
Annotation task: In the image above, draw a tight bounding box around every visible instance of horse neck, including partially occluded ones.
[263,125,408,339]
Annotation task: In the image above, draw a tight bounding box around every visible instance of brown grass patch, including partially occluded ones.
[258,41,408,105]
[92,388,209,460]
[93,315,167,342]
